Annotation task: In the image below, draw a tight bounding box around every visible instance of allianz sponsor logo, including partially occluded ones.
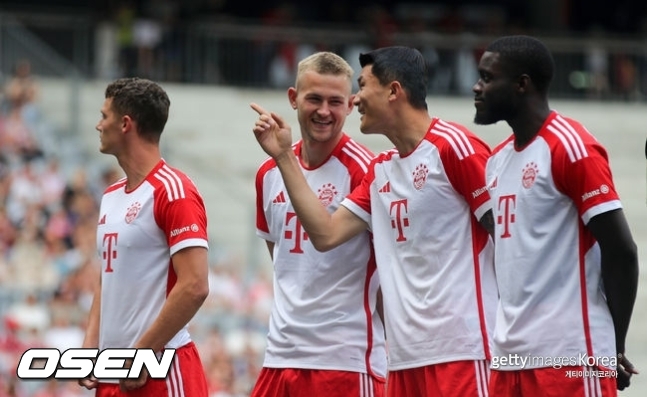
[170,223,199,237]
[582,184,609,202]
[472,185,488,199]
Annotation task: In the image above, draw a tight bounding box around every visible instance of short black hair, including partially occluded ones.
[105,77,170,143]
[359,46,428,110]
[486,35,555,94]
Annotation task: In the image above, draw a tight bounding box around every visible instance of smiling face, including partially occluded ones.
[353,65,392,135]
[473,51,519,126]
[289,70,353,144]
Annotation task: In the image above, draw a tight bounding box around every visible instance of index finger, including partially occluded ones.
[250,102,270,116]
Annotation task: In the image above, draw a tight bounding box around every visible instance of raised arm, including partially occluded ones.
[251,103,367,250]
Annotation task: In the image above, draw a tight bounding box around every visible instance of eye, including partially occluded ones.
[479,72,492,83]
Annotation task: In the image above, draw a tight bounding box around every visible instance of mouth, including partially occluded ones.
[312,119,332,126]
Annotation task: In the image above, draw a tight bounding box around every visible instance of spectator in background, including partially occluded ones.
[3,59,39,116]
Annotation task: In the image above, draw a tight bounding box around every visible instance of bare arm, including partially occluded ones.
[251,102,368,251]
[132,246,209,351]
[121,246,209,390]
[586,208,639,389]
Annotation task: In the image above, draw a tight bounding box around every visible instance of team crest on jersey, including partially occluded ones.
[412,164,429,190]
[317,183,338,207]
[125,202,142,224]
[522,162,539,189]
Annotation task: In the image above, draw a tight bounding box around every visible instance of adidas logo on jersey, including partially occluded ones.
[98,214,106,225]
[378,182,391,193]
[273,192,286,203]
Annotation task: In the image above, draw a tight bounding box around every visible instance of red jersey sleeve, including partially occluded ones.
[433,121,491,217]
[344,154,382,215]
[255,158,276,235]
[548,130,620,222]
[153,170,208,255]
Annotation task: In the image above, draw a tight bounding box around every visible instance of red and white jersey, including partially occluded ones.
[342,119,496,371]
[485,111,621,369]
[255,134,387,378]
[96,159,208,352]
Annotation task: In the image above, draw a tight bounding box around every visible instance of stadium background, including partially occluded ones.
[0,1,645,395]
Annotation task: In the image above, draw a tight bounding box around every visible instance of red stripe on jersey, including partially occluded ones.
[431,119,476,160]
[362,246,380,379]
[470,215,492,361]
[255,157,277,234]
[546,115,589,163]
[104,178,127,194]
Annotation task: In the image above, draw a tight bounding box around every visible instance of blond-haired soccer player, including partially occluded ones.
[250,52,387,397]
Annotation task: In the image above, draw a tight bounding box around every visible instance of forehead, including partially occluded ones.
[358,65,379,84]
[478,51,504,73]
[101,97,114,112]
[297,70,351,95]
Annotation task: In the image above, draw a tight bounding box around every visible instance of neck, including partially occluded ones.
[117,144,162,190]
[300,133,343,168]
[389,110,433,156]
[508,100,551,149]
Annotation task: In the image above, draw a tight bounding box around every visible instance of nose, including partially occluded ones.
[472,80,482,95]
[317,102,331,116]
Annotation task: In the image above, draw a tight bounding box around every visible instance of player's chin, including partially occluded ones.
[473,111,498,126]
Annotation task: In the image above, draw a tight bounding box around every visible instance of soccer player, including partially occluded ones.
[473,35,639,395]
[250,51,387,397]
[79,77,210,396]
[252,46,497,397]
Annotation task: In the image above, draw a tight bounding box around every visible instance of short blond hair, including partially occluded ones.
[295,51,354,88]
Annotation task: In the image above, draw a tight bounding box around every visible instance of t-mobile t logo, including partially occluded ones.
[497,194,516,238]
[284,212,308,253]
[389,199,409,242]
[102,233,118,272]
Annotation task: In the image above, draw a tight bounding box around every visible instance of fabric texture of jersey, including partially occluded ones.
[342,119,496,371]
[96,159,209,352]
[485,111,621,370]
[255,134,387,378]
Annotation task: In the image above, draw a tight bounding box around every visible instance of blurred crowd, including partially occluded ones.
[90,0,647,100]
[0,61,273,396]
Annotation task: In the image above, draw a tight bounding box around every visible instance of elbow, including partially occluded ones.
[310,237,336,252]
[188,280,210,307]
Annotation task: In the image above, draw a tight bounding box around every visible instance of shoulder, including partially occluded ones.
[335,134,374,172]
[256,156,278,180]
[541,112,605,163]
[427,118,491,159]
[148,163,200,202]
